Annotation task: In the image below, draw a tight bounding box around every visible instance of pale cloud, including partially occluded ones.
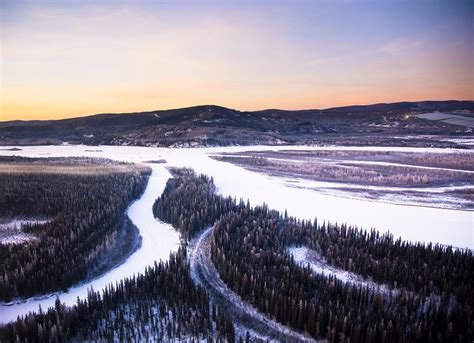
[380,38,425,55]
[306,56,342,67]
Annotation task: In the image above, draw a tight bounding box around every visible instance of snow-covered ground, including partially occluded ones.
[288,246,392,293]
[0,231,38,245]
[442,138,474,146]
[0,219,49,245]
[0,164,180,323]
[337,158,473,173]
[277,178,473,210]
[210,152,474,209]
[278,177,473,193]
[161,147,473,250]
[0,144,472,323]
[0,219,50,230]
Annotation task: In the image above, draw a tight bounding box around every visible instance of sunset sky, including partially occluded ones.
[0,0,473,121]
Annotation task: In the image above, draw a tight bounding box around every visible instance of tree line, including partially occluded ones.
[211,154,473,187]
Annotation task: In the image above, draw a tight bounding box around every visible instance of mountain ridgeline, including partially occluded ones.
[1,100,473,148]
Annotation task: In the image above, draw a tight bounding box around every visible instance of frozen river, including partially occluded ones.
[0,144,472,323]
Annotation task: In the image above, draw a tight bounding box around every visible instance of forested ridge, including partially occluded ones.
[0,157,151,301]
[154,169,474,342]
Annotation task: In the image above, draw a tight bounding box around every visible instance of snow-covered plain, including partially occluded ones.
[0,144,472,323]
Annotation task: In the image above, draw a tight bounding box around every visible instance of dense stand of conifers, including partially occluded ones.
[0,157,150,301]
[154,169,473,342]
[152,171,237,241]
[0,249,237,342]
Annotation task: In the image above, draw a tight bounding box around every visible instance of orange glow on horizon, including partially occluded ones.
[1,86,473,122]
[1,2,472,121]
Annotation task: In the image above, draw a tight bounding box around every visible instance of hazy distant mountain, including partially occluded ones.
[0,100,473,148]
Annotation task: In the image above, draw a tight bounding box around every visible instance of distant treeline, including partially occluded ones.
[0,157,151,301]
[154,169,474,342]
[212,154,473,187]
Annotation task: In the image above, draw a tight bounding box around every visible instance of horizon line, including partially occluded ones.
[2,99,473,123]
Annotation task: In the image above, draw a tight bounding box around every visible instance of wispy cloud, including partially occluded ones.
[380,39,425,55]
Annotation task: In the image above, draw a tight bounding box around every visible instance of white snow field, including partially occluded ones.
[0,144,472,323]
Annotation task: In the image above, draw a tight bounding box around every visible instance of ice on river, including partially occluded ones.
[162,147,473,250]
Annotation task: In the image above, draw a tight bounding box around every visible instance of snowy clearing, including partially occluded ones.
[0,219,49,245]
[0,232,38,245]
[0,219,50,230]
[288,246,392,293]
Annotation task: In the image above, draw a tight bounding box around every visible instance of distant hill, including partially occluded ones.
[0,100,473,148]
